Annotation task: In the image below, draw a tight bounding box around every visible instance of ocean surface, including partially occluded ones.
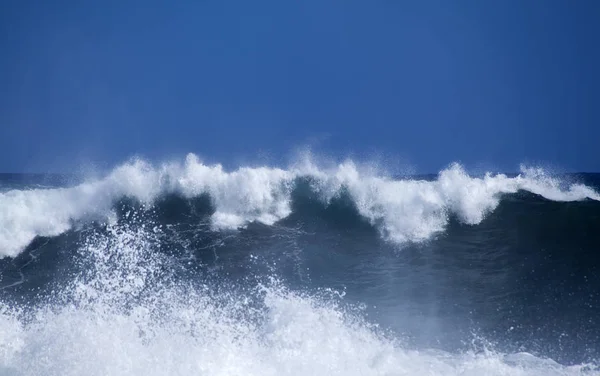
[1,153,599,375]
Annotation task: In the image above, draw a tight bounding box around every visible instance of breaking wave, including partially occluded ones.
[1,153,598,258]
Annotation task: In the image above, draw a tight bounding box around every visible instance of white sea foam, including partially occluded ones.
[2,290,596,376]
[0,153,598,258]
[0,223,596,376]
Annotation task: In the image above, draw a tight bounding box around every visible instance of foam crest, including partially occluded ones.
[305,161,599,244]
[0,154,598,257]
[176,154,295,229]
[0,154,296,258]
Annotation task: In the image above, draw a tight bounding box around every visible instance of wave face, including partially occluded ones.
[1,154,600,375]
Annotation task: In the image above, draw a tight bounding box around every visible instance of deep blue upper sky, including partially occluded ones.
[1,0,599,173]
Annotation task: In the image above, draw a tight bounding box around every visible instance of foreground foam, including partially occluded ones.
[2,289,597,376]
[1,215,597,376]
[1,154,598,257]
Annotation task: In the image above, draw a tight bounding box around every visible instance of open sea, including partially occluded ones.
[1,154,599,375]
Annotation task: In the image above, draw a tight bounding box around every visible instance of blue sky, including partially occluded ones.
[1,0,599,173]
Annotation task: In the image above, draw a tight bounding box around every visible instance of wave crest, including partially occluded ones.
[1,154,598,258]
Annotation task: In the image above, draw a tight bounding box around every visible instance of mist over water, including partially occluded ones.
[1,154,600,375]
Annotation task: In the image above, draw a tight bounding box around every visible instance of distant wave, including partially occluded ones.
[1,153,598,258]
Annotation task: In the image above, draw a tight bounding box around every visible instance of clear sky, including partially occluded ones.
[1,0,599,173]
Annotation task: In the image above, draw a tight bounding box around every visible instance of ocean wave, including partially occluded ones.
[1,221,596,375]
[1,153,598,258]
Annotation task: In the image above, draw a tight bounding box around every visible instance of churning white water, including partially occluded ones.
[0,218,597,376]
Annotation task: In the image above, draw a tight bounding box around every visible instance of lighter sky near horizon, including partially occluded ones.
[1,0,599,174]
